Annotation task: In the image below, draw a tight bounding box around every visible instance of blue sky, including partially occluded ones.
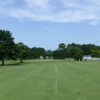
[0,0,100,50]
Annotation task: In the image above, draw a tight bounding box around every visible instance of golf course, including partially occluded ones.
[0,59,100,100]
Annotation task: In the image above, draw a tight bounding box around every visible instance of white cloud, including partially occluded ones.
[0,0,100,25]
[90,21,99,26]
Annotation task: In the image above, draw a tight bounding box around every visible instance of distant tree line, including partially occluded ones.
[0,29,100,65]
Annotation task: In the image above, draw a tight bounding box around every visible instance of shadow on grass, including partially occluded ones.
[0,61,30,66]
[0,63,21,66]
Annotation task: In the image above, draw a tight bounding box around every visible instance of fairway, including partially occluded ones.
[0,60,100,100]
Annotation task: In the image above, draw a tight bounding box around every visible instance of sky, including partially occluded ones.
[0,0,100,50]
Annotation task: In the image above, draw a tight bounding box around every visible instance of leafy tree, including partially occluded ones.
[36,48,45,56]
[91,47,100,58]
[61,50,66,59]
[66,45,83,58]
[59,43,66,50]
[32,51,37,59]
[37,51,40,59]
[52,49,66,59]
[0,30,15,65]
[91,50,97,58]
[67,43,96,56]
[81,44,95,55]
[43,51,47,59]
[47,50,52,59]
[74,52,83,61]
[30,47,45,59]
[52,51,56,59]
[16,42,28,63]
[98,50,100,58]
[52,43,67,59]
[68,43,81,49]
[22,45,30,59]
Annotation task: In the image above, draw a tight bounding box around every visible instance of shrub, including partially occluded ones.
[74,52,83,61]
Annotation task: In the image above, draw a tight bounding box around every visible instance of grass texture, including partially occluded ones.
[0,59,100,100]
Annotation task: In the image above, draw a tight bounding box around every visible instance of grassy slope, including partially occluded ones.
[0,60,100,100]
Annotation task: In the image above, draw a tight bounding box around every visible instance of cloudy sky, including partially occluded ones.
[0,0,100,50]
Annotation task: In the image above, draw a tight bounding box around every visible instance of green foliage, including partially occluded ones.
[43,51,47,59]
[32,51,38,59]
[98,51,100,58]
[16,42,29,63]
[52,49,66,59]
[29,47,45,59]
[46,50,52,59]
[59,43,66,50]
[67,43,96,56]
[0,29,100,63]
[0,30,15,65]
[91,47,100,58]
[74,52,83,61]
[81,44,96,55]
[52,50,60,59]
[66,46,84,58]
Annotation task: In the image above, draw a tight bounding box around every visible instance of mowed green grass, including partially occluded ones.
[0,59,100,100]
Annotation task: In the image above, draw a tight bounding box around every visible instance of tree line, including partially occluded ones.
[0,30,100,65]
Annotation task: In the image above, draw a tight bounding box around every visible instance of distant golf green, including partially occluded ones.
[0,59,100,100]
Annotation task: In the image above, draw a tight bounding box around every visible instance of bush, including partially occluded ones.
[74,52,83,61]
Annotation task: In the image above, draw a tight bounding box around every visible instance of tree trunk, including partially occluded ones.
[2,54,4,65]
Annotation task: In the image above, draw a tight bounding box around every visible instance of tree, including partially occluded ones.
[16,42,28,63]
[66,45,83,58]
[91,47,100,58]
[61,50,66,59]
[59,43,66,50]
[74,52,83,61]
[43,51,47,59]
[98,50,100,58]
[81,44,95,55]
[36,48,45,56]
[52,43,66,59]
[52,49,66,59]
[47,50,52,59]
[30,47,45,59]
[0,30,15,65]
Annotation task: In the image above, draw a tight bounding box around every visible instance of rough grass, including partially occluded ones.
[0,59,100,100]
